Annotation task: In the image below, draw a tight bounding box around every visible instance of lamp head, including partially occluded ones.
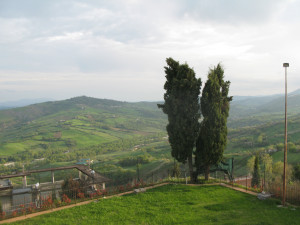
[283,63,289,67]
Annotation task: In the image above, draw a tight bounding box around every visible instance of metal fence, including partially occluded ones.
[0,169,176,221]
[231,175,300,205]
[2,169,299,221]
[264,181,300,205]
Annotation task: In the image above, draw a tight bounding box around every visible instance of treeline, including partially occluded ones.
[247,152,300,186]
[118,154,152,167]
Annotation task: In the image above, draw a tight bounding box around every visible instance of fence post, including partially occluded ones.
[24,196,26,217]
[246,175,248,192]
[152,172,154,184]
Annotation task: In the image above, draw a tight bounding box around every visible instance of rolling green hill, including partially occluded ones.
[228,89,300,128]
[1,91,300,181]
[0,96,171,185]
[226,90,300,175]
[0,96,166,157]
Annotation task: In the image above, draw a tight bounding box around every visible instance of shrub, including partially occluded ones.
[77,192,85,199]
[134,180,140,188]
[118,185,124,193]
[102,189,107,196]
[0,212,5,220]
[118,155,151,167]
[293,164,300,181]
[96,189,102,196]
[62,194,71,204]
[41,196,53,209]
[12,210,18,217]
[126,183,133,191]
[89,193,97,198]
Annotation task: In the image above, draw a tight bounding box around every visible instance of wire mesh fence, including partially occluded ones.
[264,181,300,205]
[230,174,300,205]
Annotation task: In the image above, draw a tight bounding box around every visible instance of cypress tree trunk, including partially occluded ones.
[205,165,210,180]
[188,154,194,182]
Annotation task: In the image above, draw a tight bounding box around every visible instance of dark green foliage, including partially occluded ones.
[196,64,232,179]
[251,155,261,187]
[118,155,151,167]
[62,176,81,198]
[288,142,297,152]
[293,164,300,181]
[158,58,202,178]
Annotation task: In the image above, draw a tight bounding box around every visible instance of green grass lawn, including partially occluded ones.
[11,185,300,225]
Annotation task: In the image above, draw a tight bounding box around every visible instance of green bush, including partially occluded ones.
[293,164,300,181]
[119,155,151,167]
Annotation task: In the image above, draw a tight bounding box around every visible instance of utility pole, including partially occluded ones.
[137,158,140,182]
[282,62,289,206]
[264,162,266,191]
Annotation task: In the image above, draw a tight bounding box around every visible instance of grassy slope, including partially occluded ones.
[0,96,166,156]
[12,185,300,225]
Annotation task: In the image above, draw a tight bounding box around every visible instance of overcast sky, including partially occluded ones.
[0,0,299,102]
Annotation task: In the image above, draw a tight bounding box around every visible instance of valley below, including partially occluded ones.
[1,90,300,185]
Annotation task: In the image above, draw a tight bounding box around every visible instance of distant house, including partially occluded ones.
[267,149,277,153]
[3,162,15,167]
[34,158,45,162]
[0,179,12,190]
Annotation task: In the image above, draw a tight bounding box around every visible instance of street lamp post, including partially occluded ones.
[282,62,289,206]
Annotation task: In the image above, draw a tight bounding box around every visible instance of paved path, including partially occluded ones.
[0,183,169,224]
[220,183,257,196]
[186,182,257,196]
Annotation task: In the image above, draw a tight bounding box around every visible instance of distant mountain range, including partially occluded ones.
[0,98,54,110]
[228,88,300,128]
[1,88,299,112]
[1,88,300,129]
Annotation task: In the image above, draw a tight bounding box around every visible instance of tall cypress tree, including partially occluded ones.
[251,155,261,187]
[158,58,202,181]
[195,64,232,180]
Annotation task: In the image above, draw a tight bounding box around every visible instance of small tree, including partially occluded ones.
[260,153,273,182]
[293,164,300,181]
[272,161,293,183]
[172,162,181,178]
[251,155,261,188]
[247,156,255,174]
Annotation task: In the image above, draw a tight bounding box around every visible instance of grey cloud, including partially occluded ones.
[176,0,286,24]
[0,0,299,102]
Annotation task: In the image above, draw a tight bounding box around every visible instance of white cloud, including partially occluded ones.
[0,0,299,101]
[0,18,31,43]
